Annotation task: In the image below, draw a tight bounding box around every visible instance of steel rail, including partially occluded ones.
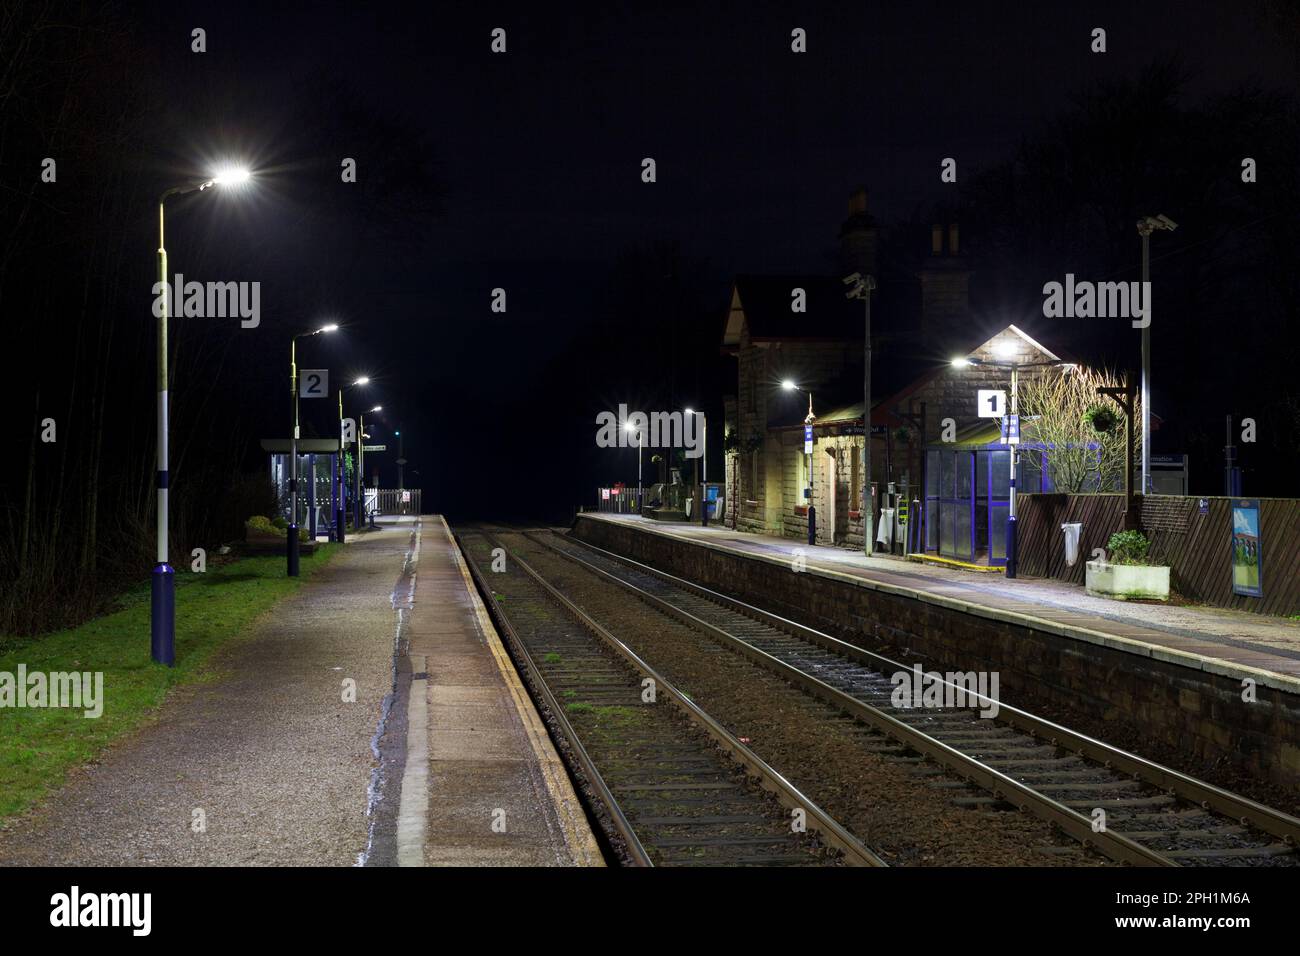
[544,533,1300,850]
[523,531,1194,866]
[480,530,887,867]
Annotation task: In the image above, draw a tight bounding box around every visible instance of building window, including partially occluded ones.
[850,442,861,510]
[796,446,810,504]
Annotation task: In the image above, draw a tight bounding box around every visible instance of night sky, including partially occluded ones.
[9,1,1300,534]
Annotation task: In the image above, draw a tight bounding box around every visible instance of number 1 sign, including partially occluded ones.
[977,389,1006,418]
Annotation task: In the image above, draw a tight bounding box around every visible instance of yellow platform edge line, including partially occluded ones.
[905,552,1005,573]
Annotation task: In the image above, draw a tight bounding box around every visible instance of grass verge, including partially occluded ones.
[0,545,339,820]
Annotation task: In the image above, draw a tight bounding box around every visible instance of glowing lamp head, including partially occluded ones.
[951,357,972,369]
[781,379,797,391]
[352,376,370,386]
[211,166,251,186]
[319,323,339,334]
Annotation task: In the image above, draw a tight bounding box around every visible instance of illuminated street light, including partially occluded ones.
[951,353,1074,578]
[624,420,643,513]
[336,376,370,541]
[356,405,383,527]
[782,380,817,545]
[150,165,253,666]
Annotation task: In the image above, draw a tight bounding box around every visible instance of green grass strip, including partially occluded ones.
[0,545,339,819]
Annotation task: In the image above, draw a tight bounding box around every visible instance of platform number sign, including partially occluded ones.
[977,389,1006,419]
[300,369,329,398]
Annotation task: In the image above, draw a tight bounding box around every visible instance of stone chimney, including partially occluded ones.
[839,187,877,277]
[919,222,971,339]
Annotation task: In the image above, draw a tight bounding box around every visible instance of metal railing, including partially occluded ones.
[371,488,421,516]
[594,487,640,513]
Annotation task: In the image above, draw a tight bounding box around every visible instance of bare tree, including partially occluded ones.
[1018,366,1141,494]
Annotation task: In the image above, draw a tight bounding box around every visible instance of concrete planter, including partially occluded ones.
[1085,560,1170,601]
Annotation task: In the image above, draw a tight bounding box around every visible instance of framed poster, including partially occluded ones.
[1231,499,1263,598]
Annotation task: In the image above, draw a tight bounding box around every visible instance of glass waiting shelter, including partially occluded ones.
[924,423,1049,566]
[260,438,343,541]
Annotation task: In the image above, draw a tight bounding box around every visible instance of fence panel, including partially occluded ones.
[372,488,421,516]
[1017,493,1300,616]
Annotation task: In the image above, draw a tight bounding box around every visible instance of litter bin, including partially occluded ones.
[1061,522,1083,567]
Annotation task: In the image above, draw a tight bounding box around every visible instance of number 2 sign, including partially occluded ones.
[300,369,329,398]
[977,389,1006,418]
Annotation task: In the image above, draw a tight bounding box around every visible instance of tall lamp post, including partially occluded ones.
[395,429,405,490]
[1136,214,1177,496]
[844,272,876,555]
[782,380,816,545]
[624,420,643,514]
[952,351,1075,578]
[152,165,250,666]
[288,324,338,576]
[336,376,370,542]
[356,405,381,527]
[685,408,708,526]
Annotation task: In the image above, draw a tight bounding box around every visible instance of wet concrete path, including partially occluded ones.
[0,522,411,865]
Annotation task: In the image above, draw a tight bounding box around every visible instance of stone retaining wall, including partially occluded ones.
[572,515,1300,789]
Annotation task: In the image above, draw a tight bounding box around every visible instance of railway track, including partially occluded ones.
[525,528,1300,868]
[455,528,884,867]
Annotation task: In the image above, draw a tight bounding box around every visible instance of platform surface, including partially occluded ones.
[403,516,602,866]
[0,515,600,866]
[578,513,1300,692]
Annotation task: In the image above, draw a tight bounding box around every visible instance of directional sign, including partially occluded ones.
[804,424,813,454]
[363,444,387,452]
[1001,413,1021,445]
[300,369,329,398]
[977,389,1006,418]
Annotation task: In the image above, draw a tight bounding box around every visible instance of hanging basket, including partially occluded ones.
[1083,403,1120,434]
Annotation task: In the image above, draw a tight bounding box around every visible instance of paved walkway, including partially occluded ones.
[579,514,1300,692]
[400,517,601,866]
[0,516,599,866]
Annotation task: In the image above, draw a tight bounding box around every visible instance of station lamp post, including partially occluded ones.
[336,376,369,542]
[356,405,381,527]
[685,408,708,526]
[287,323,337,576]
[624,420,643,514]
[151,165,251,666]
[782,380,817,545]
[1137,214,1177,495]
[951,349,1075,578]
[395,429,405,490]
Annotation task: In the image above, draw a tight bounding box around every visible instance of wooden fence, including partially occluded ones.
[1017,493,1300,617]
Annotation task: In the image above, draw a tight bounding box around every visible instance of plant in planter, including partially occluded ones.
[1085,529,1170,600]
